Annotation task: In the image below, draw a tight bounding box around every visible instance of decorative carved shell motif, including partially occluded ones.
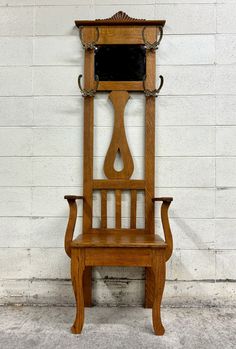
[95,11,146,22]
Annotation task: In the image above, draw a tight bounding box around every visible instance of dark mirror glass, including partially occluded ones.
[94,45,146,81]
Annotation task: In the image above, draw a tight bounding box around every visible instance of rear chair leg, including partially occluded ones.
[83,266,92,307]
[152,250,166,335]
[71,249,85,334]
[145,267,154,308]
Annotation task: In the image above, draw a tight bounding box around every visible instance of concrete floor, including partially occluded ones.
[0,306,235,349]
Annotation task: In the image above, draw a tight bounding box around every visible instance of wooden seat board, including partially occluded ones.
[71,231,166,248]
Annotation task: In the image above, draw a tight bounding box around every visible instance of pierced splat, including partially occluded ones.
[103,91,134,179]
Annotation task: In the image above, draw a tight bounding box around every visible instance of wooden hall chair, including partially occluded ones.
[64,12,173,336]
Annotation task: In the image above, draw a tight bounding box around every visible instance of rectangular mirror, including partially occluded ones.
[94,45,146,81]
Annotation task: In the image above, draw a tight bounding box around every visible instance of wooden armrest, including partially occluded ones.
[64,196,83,258]
[152,197,173,203]
[153,196,173,261]
[64,195,84,200]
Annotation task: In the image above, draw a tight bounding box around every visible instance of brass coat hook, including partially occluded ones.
[143,75,164,97]
[79,26,99,50]
[78,74,99,97]
[142,26,163,50]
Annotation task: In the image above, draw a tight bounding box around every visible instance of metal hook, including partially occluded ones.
[143,75,164,97]
[142,26,163,50]
[79,26,99,50]
[78,74,99,97]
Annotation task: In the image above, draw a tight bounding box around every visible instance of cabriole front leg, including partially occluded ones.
[71,248,85,334]
[152,250,166,335]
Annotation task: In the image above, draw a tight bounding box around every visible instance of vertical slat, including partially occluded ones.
[101,190,107,228]
[130,190,137,229]
[115,190,121,228]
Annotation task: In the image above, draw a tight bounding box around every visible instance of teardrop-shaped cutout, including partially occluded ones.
[113,148,124,172]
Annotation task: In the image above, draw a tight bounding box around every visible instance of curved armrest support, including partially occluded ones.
[64,195,84,258]
[152,197,173,261]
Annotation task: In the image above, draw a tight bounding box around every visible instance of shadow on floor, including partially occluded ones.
[0,306,235,349]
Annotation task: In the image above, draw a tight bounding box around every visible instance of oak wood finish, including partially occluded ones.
[71,248,85,334]
[152,250,166,335]
[103,91,134,180]
[153,197,173,261]
[98,81,143,91]
[130,190,137,229]
[64,12,172,336]
[85,248,153,267]
[71,232,166,248]
[93,179,145,190]
[143,23,158,308]
[101,190,107,228]
[115,190,122,228]
[75,11,165,27]
[64,196,83,257]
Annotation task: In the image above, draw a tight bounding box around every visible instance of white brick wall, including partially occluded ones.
[0,0,236,306]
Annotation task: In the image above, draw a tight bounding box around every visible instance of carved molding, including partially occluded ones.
[75,12,165,28]
[95,11,145,23]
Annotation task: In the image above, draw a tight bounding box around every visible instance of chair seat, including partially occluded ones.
[71,230,167,248]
